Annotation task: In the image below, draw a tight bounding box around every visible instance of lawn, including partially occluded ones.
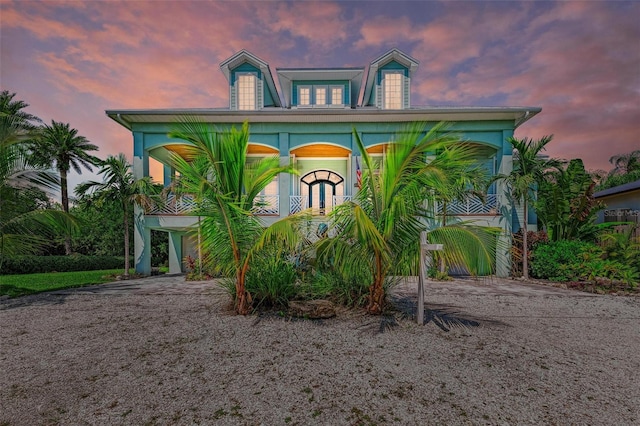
[0,269,134,298]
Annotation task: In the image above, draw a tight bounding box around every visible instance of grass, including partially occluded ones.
[0,269,134,298]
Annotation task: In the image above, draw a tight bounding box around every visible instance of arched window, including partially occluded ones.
[300,170,345,215]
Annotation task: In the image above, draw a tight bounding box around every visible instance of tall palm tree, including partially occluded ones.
[0,90,41,146]
[318,122,498,314]
[31,120,100,254]
[168,118,300,315]
[495,135,560,279]
[75,154,158,278]
[0,92,77,270]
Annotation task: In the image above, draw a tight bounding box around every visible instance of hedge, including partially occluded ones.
[0,255,134,275]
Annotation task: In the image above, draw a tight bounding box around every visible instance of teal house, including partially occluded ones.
[106,49,540,277]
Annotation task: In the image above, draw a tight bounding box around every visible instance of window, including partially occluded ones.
[383,72,403,109]
[299,86,311,106]
[330,86,343,105]
[237,73,256,110]
[315,87,327,105]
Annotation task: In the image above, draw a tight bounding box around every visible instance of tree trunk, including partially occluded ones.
[60,169,72,255]
[123,204,130,278]
[522,202,529,280]
[236,263,251,315]
[366,253,385,314]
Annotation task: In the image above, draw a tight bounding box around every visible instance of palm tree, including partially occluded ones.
[167,118,300,315]
[31,120,100,255]
[495,135,560,279]
[608,150,640,176]
[318,122,498,314]
[0,90,41,146]
[0,92,77,270]
[75,154,158,278]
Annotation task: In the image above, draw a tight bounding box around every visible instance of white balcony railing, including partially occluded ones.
[251,195,279,216]
[436,194,499,215]
[289,196,308,214]
[147,194,197,215]
[147,194,279,216]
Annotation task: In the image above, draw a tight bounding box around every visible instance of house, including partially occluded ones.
[594,179,640,224]
[106,49,540,277]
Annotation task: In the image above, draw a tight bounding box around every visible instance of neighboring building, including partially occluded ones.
[106,49,540,277]
[594,179,640,224]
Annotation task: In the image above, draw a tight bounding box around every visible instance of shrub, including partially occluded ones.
[531,240,603,281]
[511,230,548,277]
[299,263,371,308]
[0,255,133,275]
[242,248,298,309]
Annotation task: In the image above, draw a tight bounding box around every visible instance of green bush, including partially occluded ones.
[242,249,298,309]
[300,264,370,308]
[531,240,603,281]
[0,255,133,275]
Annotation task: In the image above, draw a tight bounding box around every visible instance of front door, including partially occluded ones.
[301,170,345,215]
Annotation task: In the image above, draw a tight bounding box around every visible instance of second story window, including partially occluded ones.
[237,73,256,110]
[315,87,327,105]
[331,86,343,105]
[299,86,311,106]
[383,72,403,109]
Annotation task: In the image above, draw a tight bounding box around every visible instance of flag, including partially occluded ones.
[356,157,362,189]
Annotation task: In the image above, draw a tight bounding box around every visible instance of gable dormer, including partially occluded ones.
[362,49,419,110]
[220,50,281,110]
[276,68,364,109]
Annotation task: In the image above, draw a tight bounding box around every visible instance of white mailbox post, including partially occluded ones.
[417,231,443,325]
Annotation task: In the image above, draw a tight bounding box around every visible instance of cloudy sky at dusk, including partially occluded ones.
[1,0,639,191]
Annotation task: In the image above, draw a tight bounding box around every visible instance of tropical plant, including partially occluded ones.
[597,150,640,190]
[493,135,561,279]
[167,118,301,314]
[30,120,100,254]
[536,159,603,241]
[317,122,498,314]
[0,91,77,271]
[75,154,159,278]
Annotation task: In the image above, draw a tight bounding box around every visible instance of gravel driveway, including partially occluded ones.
[1,276,638,425]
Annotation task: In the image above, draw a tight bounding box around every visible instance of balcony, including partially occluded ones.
[435,194,499,215]
[289,195,352,215]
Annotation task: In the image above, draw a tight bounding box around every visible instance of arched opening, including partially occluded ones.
[300,170,345,215]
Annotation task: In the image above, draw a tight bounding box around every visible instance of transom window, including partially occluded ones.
[237,73,256,110]
[383,72,403,109]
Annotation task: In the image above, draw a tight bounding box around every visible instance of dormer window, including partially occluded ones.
[315,87,327,106]
[383,71,403,109]
[298,86,311,106]
[331,86,343,106]
[237,73,257,110]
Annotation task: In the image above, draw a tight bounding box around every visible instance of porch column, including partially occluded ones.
[168,231,183,274]
[497,131,515,277]
[278,132,291,216]
[134,210,151,275]
[133,132,151,275]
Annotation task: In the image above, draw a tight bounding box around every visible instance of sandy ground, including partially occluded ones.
[1,277,639,425]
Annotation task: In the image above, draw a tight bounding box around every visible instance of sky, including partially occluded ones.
[1,0,639,192]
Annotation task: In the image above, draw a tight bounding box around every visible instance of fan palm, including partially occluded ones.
[318,122,498,314]
[31,120,100,254]
[167,118,300,315]
[494,135,560,279]
[0,92,77,271]
[75,154,158,278]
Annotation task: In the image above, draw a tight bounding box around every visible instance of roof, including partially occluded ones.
[276,68,365,108]
[362,48,420,107]
[106,106,541,130]
[219,50,281,107]
[594,179,640,198]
